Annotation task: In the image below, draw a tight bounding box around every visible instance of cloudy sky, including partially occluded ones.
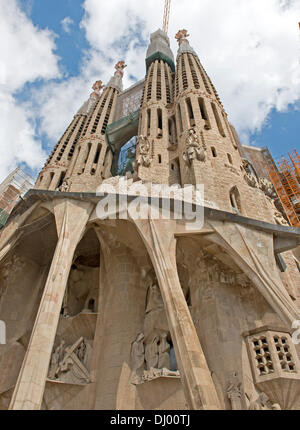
[0,0,299,183]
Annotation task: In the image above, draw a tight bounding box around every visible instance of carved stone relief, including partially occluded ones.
[48,337,92,385]
[183,128,206,166]
[227,372,244,410]
[248,391,281,410]
[130,278,180,385]
[136,136,152,168]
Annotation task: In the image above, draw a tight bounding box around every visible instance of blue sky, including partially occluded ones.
[0,0,299,182]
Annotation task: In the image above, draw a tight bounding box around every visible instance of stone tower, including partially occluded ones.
[0,26,300,411]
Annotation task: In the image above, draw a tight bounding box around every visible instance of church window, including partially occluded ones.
[230,186,242,213]
[147,109,151,137]
[188,54,200,89]
[198,97,211,130]
[164,63,171,104]
[245,330,299,384]
[211,147,217,158]
[93,143,102,165]
[186,97,195,127]
[181,55,188,90]
[177,104,183,133]
[157,109,163,137]
[158,154,162,164]
[227,154,233,164]
[156,62,162,100]
[211,103,226,137]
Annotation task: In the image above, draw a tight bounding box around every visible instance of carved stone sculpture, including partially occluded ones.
[59,178,72,193]
[131,333,145,378]
[267,196,289,226]
[115,60,127,77]
[227,372,243,410]
[183,128,206,165]
[145,282,164,314]
[145,336,159,370]
[244,172,258,188]
[249,392,281,410]
[48,337,91,385]
[259,178,276,198]
[158,332,171,370]
[136,136,152,168]
[48,340,66,380]
[175,29,190,44]
[91,80,104,97]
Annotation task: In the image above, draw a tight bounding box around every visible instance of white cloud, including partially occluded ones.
[33,0,300,151]
[61,17,74,34]
[0,0,60,182]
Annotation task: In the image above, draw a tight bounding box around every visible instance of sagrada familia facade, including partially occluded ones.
[0,27,300,410]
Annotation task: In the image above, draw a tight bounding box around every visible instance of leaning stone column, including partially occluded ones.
[9,199,93,410]
[133,217,221,410]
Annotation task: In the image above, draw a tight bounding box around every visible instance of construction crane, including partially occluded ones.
[163,0,171,34]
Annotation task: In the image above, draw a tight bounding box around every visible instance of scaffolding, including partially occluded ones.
[0,168,34,228]
[265,150,300,227]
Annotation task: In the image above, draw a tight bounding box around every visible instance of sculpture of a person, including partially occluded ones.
[137,136,151,168]
[145,282,164,314]
[145,336,159,370]
[249,392,281,410]
[227,372,243,410]
[158,333,171,370]
[183,128,206,165]
[49,340,65,379]
[131,333,145,377]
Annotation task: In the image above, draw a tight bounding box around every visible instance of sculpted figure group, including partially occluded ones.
[130,279,179,385]
[183,128,206,165]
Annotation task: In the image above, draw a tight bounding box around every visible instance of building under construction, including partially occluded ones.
[0,169,34,228]
[265,150,300,228]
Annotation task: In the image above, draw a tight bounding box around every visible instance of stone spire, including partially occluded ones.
[106,61,127,92]
[76,80,105,116]
[136,29,175,184]
[146,28,175,72]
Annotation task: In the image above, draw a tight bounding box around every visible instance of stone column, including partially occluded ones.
[133,217,221,410]
[9,199,93,410]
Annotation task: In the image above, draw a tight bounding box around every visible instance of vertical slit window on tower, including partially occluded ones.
[211,147,217,158]
[181,55,188,90]
[147,64,154,101]
[186,97,195,127]
[156,62,162,100]
[147,109,151,137]
[101,90,115,135]
[198,97,211,130]
[157,109,163,138]
[211,103,226,137]
[93,143,102,166]
[85,142,92,165]
[57,171,66,190]
[188,54,200,89]
[227,154,233,165]
[177,104,183,133]
[164,63,171,103]
[158,154,162,164]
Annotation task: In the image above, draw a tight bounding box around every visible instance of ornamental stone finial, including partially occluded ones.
[91,80,104,98]
[92,80,104,93]
[115,61,127,77]
[175,29,190,45]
